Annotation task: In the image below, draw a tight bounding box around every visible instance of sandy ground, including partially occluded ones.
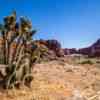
[0,60,100,100]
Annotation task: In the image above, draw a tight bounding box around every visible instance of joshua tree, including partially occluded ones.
[0,11,36,88]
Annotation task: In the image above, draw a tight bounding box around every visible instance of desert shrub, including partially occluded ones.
[96,60,100,64]
[0,11,39,89]
[79,60,93,65]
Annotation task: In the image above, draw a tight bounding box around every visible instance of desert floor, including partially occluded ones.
[0,57,100,100]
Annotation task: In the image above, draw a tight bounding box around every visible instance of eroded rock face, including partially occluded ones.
[63,48,78,55]
[78,47,90,56]
[46,39,61,50]
[78,39,100,57]
[63,39,100,57]
[0,38,100,59]
[46,40,65,57]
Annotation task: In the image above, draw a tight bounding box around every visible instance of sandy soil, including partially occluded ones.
[0,60,100,100]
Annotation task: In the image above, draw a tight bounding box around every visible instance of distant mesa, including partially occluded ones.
[78,39,100,57]
[64,38,100,57]
[0,38,100,58]
[33,38,100,57]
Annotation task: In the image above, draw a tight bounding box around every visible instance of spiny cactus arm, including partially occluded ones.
[30,30,37,37]
[22,73,33,87]
[19,16,32,34]
[6,62,27,89]
[6,52,32,89]
[0,11,17,65]
[4,11,16,30]
[14,43,22,62]
[0,24,4,32]
[3,11,17,52]
[15,45,24,68]
[12,33,24,63]
[0,11,37,88]
[32,47,41,63]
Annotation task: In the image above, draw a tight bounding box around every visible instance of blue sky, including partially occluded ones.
[0,0,100,48]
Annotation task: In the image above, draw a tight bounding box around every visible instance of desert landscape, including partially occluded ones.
[0,37,100,100]
[0,14,100,99]
[0,55,100,100]
[0,0,100,100]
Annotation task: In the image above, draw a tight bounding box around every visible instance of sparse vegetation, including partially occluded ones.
[0,11,40,89]
[79,60,94,65]
[96,60,100,64]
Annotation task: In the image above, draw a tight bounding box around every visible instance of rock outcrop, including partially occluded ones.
[34,39,64,57]
[78,39,100,57]
[63,39,100,57]
[63,48,78,55]
[0,38,100,58]
[46,40,65,57]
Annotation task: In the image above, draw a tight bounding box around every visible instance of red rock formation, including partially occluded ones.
[78,39,100,57]
[0,37,100,58]
[63,48,78,55]
[46,40,65,57]
[78,47,90,56]
[29,39,100,57]
[62,39,100,57]
[33,39,64,57]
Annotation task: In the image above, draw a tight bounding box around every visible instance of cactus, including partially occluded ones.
[0,11,36,89]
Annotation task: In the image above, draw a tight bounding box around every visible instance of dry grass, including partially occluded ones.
[0,58,100,100]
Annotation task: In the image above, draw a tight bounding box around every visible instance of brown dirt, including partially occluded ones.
[0,60,100,100]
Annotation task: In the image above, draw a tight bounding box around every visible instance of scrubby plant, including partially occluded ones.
[79,60,94,65]
[0,11,37,89]
[32,42,49,63]
[96,60,100,64]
